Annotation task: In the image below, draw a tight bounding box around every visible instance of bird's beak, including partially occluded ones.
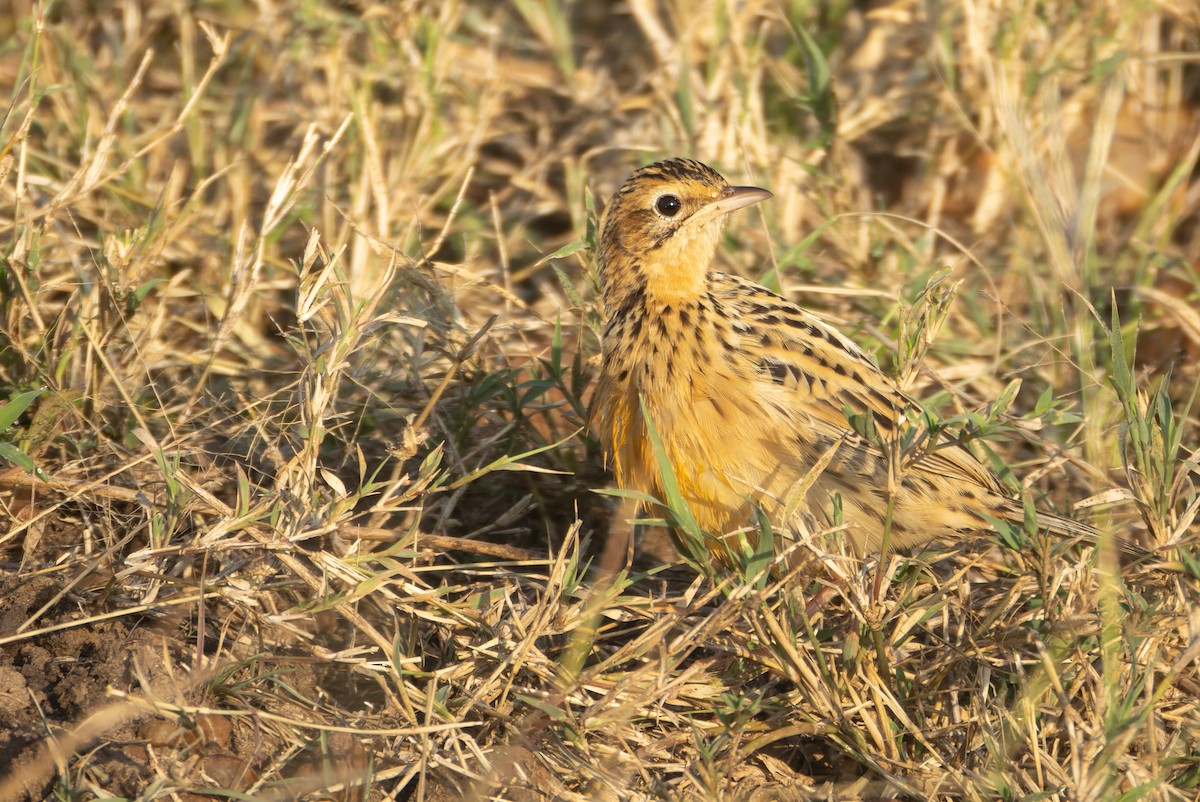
[706,185,773,215]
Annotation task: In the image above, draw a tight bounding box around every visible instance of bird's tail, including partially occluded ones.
[993,497,1149,561]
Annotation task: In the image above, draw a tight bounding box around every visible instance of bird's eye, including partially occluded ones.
[655,194,682,217]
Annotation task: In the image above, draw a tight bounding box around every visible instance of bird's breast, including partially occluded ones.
[601,294,743,401]
[594,296,772,533]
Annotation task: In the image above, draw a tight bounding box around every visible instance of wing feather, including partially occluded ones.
[714,272,1003,492]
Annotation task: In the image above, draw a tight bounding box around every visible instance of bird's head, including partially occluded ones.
[597,158,772,304]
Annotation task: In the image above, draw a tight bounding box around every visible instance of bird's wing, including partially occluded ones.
[714,273,1003,492]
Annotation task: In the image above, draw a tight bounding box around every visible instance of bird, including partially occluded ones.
[590,157,1141,563]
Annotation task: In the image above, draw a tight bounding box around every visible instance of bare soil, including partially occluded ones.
[0,571,268,800]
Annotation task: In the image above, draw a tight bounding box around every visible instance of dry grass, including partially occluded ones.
[0,1,1198,799]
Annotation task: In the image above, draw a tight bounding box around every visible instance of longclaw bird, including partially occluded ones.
[591,157,1140,562]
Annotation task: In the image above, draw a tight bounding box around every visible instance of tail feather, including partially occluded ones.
[994,497,1149,561]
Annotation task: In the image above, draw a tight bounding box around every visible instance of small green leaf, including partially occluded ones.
[514,693,567,721]
[638,397,700,537]
[0,388,44,431]
[0,442,41,476]
[447,430,578,489]
[535,238,584,267]
[746,507,776,588]
[133,277,168,304]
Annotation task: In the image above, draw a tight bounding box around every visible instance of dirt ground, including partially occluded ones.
[0,570,266,799]
[0,564,605,801]
[0,547,559,801]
